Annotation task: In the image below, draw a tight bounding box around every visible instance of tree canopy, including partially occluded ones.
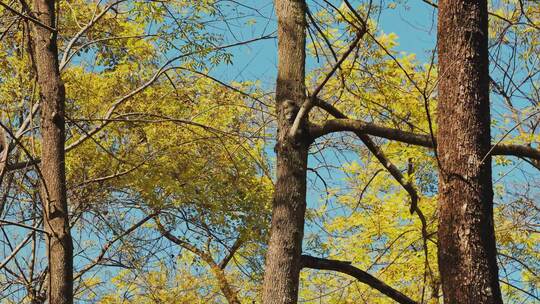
[0,0,538,303]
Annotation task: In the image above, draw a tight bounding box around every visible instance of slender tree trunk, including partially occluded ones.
[31,0,74,303]
[436,0,502,303]
[262,0,309,303]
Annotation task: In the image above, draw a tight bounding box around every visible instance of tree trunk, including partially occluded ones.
[261,0,309,303]
[31,0,74,303]
[436,0,502,303]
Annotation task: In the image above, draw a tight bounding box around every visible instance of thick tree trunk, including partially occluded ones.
[261,1,309,303]
[436,1,502,303]
[31,0,74,303]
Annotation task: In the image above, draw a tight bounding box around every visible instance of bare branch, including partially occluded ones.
[308,98,421,211]
[310,117,540,160]
[290,28,366,139]
[0,229,37,271]
[0,1,56,31]
[218,236,243,270]
[301,255,417,304]
[0,220,48,235]
[74,212,158,280]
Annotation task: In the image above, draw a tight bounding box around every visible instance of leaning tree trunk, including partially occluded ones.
[31,0,74,303]
[436,0,502,303]
[261,0,309,303]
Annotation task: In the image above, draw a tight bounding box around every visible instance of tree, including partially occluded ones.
[262,1,423,303]
[261,0,309,303]
[0,0,271,302]
[262,1,539,303]
[1,0,538,303]
[30,0,73,302]
[436,0,503,302]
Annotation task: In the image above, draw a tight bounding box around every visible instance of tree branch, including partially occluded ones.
[309,98,421,212]
[218,236,243,270]
[155,218,241,304]
[0,220,48,235]
[0,1,56,32]
[301,255,417,304]
[74,212,158,280]
[289,28,366,139]
[59,0,127,70]
[310,118,540,160]
[0,228,39,272]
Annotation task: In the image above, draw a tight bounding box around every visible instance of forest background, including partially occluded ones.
[0,0,538,303]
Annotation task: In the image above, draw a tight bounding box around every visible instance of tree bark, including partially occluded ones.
[436,0,502,303]
[261,1,309,303]
[30,0,74,303]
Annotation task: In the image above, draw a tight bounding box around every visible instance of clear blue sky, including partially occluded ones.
[211,0,438,86]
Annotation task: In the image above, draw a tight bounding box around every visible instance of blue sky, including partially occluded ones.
[211,0,438,86]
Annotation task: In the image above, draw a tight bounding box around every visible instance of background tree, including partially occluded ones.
[0,0,272,302]
[30,0,72,302]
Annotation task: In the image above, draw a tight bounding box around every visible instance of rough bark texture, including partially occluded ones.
[261,1,309,303]
[437,0,502,303]
[31,0,74,303]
